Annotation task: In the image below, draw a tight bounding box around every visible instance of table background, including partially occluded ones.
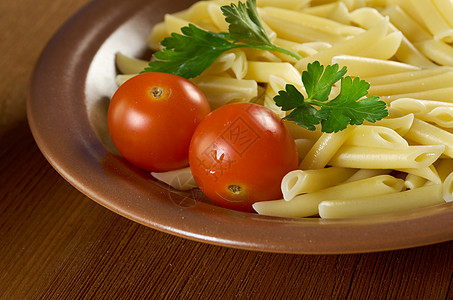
[2,0,453,298]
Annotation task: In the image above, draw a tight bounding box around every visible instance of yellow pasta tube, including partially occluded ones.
[410,0,453,42]
[207,2,229,32]
[296,18,390,68]
[253,175,405,218]
[172,1,213,22]
[204,49,248,79]
[328,144,445,169]
[344,169,391,182]
[364,67,453,85]
[284,121,323,140]
[151,167,197,191]
[257,0,310,10]
[115,53,148,74]
[244,61,301,85]
[344,125,408,149]
[163,14,191,35]
[404,118,453,158]
[389,98,453,128]
[281,167,357,200]
[300,126,355,169]
[262,7,363,37]
[326,2,351,24]
[273,39,330,58]
[116,74,136,86]
[302,3,339,18]
[443,172,453,202]
[365,114,414,136]
[354,31,402,60]
[318,184,444,218]
[191,75,258,109]
[349,6,433,66]
[431,0,453,28]
[397,165,441,184]
[436,158,453,181]
[261,14,348,44]
[294,139,317,162]
[382,87,453,103]
[147,22,167,50]
[404,173,427,189]
[368,71,453,96]
[331,55,420,78]
[381,4,431,43]
[415,39,453,67]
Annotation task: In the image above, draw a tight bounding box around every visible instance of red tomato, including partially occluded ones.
[189,102,299,212]
[108,72,210,172]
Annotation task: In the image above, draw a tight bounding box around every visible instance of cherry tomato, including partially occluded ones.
[189,102,299,212]
[108,72,210,172]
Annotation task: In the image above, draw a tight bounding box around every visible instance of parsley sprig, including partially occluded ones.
[274,61,388,133]
[143,0,301,79]
[144,1,388,133]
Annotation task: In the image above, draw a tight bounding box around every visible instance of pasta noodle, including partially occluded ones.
[328,144,445,169]
[343,125,408,149]
[151,167,198,190]
[389,98,453,128]
[404,118,453,158]
[116,0,453,219]
[300,126,355,169]
[253,175,405,218]
[318,184,444,218]
[281,167,356,200]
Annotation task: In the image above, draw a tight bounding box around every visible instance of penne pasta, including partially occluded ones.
[404,173,427,190]
[381,4,432,43]
[244,61,301,85]
[368,72,453,96]
[409,0,453,43]
[295,18,390,68]
[300,126,355,169]
[415,39,453,67]
[397,165,441,184]
[191,75,258,108]
[344,125,408,149]
[115,53,148,74]
[382,87,453,104]
[253,175,405,218]
[444,172,453,202]
[318,184,444,218]
[332,55,420,78]
[404,118,453,158]
[151,167,197,190]
[328,144,445,169]
[262,7,363,37]
[281,167,356,200]
[389,98,453,128]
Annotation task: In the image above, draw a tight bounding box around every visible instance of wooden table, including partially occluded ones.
[2,0,453,298]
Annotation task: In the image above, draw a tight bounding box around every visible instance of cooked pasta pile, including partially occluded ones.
[115,0,453,218]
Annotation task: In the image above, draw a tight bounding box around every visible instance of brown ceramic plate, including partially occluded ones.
[27,0,453,254]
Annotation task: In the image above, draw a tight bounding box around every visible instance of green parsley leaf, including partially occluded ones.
[143,0,301,79]
[274,62,388,133]
[221,0,270,46]
[143,24,239,79]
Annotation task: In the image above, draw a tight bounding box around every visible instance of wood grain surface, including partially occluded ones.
[2,0,453,299]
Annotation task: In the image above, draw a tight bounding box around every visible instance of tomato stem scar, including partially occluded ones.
[150,87,164,99]
[228,185,242,195]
